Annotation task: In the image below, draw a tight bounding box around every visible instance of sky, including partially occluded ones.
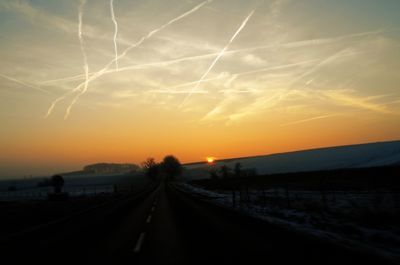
[0,0,399,178]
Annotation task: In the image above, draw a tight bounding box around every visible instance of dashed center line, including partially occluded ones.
[132,195,160,254]
[134,232,146,253]
[146,214,152,223]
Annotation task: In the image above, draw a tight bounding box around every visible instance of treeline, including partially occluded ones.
[208,162,257,180]
[192,165,400,192]
[141,155,182,181]
[83,163,140,174]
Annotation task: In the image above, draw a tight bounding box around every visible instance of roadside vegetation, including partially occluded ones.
[141,155,182,181]
[182,165,400,261]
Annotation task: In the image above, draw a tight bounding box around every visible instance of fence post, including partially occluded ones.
[262,189,267,207]
[285,184,291,208]
[232,190,236,208]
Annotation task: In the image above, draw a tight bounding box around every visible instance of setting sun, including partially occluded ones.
[206,157,215,164]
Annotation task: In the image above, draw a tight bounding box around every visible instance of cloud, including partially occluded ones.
[280,113,339,127]
[0,0,132,45]
[321,89,398,115]
[242,54,265,66]
[0,73,50,94]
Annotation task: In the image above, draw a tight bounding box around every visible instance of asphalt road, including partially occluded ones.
[1,181,395,265]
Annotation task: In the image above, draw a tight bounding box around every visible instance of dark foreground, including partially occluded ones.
[1,181,396,265]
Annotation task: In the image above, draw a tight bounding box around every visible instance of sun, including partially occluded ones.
[206,157,215,164]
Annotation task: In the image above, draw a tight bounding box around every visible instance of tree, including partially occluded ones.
[220,165,230,178]
[161,155,182,180]
[50,175,64,193]
[209,168,218,179]
[234,162,242,178]
[142,157,156,172]
[141,157,160,180]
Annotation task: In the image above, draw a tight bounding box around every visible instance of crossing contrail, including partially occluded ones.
[40,29,380,86]
[110,0,119,70]
[179,10,255,107]
[78,0,89,93]
[152,58,319,93]
[43,0,88,119]
[0,73,50,94]
[46,0,212,119]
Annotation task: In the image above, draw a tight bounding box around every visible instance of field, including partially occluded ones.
[0,172,148,201]
[0,172,150,238]
[183,166,400,262]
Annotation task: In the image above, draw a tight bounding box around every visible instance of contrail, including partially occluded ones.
[44,96,66,118]
[40,29,380,85]
[43,0,88,119]
[289,48,360,87]
[110,0,119,70]
[67,0,89,120]
[152,59,319,94]
[45,47,362,118]
[79,0,89,94]
[280,114,339,127]
[79,0,89,88]
[180,10,255,107]
[0,73,50,94]
[46,0,212,119]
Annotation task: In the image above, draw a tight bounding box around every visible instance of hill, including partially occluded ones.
[184,140,400,179]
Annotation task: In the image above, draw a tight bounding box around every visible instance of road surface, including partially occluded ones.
[1,181,395,265]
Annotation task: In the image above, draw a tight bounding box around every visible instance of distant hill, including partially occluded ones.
[83,163,139,174]
[58,163,140,177]
[184,140,400,179]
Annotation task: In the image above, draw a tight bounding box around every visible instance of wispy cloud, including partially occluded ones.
[180,9,255,107]
[1,0,398,127]
[0,73,50,94]
[38,29,379,87]
[45,0,213,119]
[280,113,339,127]
[322,90,399,115]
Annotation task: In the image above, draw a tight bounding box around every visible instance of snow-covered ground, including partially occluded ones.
[177,182,400,263]
[183,140,400,180]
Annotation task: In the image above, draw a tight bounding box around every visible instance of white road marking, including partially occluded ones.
[134,232,146,253]
[146,215,152,223]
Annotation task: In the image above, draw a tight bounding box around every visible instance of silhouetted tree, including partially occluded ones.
[141,157,156,170]
[234,162,242,178]
[141,157,160,180]
[220,165,230,178]
[37,178,52,187]
[245,168,258,177]
[161,155,182,180]
[50,175,64,193]
[209,168,218,179]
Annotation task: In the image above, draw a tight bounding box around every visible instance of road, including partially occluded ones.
[1,181,395,265]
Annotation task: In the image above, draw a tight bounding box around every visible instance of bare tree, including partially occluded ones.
[141,157,160,180]
[209,168,218,179]
[234,162,242,178]
[50,175,64,194]
[220,165,230,179]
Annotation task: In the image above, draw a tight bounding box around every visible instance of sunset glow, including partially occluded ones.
[206,157,215,164]
[0,0,399,178]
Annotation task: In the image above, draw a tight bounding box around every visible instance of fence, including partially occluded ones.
[0,185,115,201]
